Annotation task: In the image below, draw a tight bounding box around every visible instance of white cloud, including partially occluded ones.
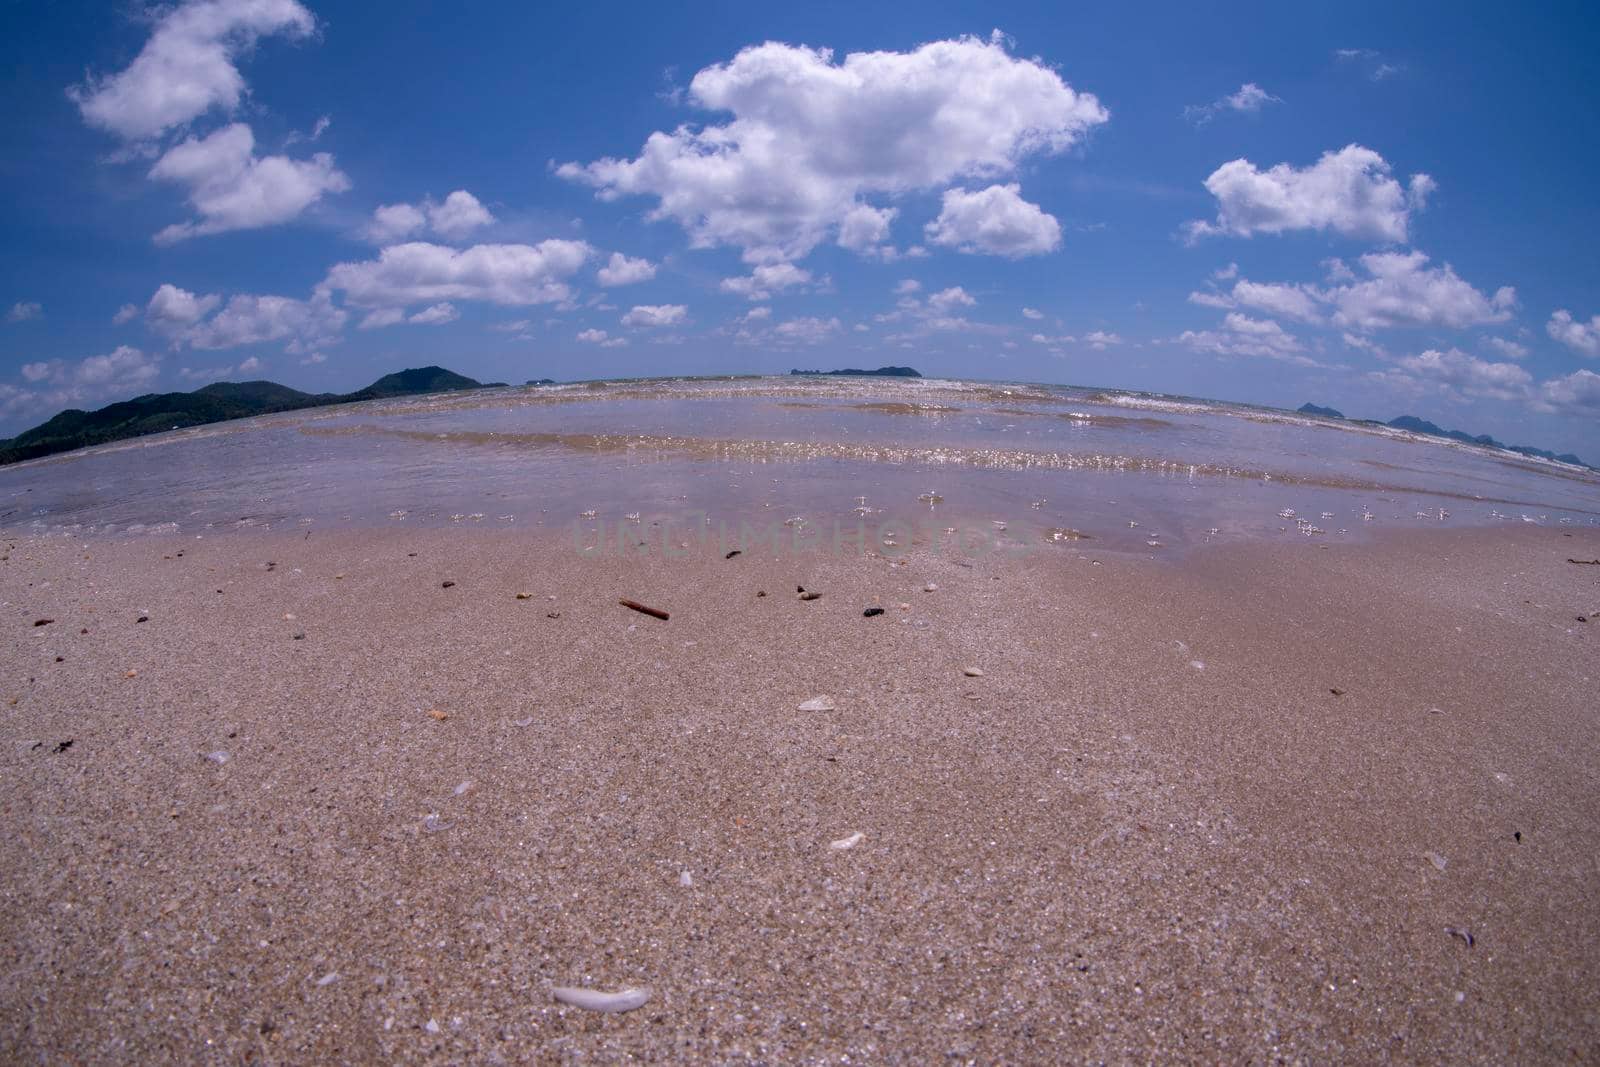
[1483,336,1529,360]
[1184,82,1281,126]
[68,0,315,141]
[299,351,327,365]
[1184,145,1432,243]
[1021,307,1043,320]
[1392,348,1533,402]
[146,283,221,328]
[1084,329,1123,349]
[1539,368,1600,415]
[596,252,657,287]
[927,286,977,313]
[925,183,1061,258]
[408,302,459,325]
[1547,309,1600,357]
[720,263,813,301]
[894,279,921,296]
[366,202,427,244]
[149,123,350,243]
[7,301,42,322]
[322,240,592,307]
[836,202,899,257]
[8,345,163,419]
[1330,251,1514,331]
[112,303,140,325]
[1202,253,1515,334]
[773,316,842,344]
[577,328,626,347]
[427,191,494,240]
[1177,313,1315,365]
[558,34,1106,264]
[363,190,495,244]
[1231,280,1324,324]
[358,308,405,330]
[146,283,344,351]
[1187,290,1235,310]
[622,304,687,328]
[741,306,772,323]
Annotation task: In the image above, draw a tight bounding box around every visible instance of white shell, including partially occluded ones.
[551,985,652,1013]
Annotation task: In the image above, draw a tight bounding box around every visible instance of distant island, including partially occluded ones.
[1298,402,1589,469]
[0,366,499,466]
[790,366,922,378]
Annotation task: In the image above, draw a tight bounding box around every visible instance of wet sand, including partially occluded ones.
[2,523,1598,1061]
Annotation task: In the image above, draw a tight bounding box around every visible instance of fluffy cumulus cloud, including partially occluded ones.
[1392,348,1532,402]
[1084,330,1123,349]
[621,304,687,328]
[407,302,459,325]
[1185,145,1434,243]
[577,328,626,347]
[772,316,842,344]
[68,0,315,141]
[144,282,344,351]
[836,203,899,258]
[1547,309,1600,357]
[596,252,657,287]
[1330,251,1513,330]
[1538,368,1600,415]
[1483,336,1530,360]
[1195,252,1514,333]
[558,33,1105,264]
[364,191,495,244]
[720,263,813,301]
[926,286,976,313]
[5,346,163,421]
[149,123,350,243]
[1177,313,1315,365]
[924,184,1062,258]
[322,240,592,308]
[8,301,43,322]
[1184,83,1281,126]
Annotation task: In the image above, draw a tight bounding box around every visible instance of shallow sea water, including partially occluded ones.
[1,376,1596,557]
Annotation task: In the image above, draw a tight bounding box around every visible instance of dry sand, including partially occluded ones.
[1,522,1598,1062]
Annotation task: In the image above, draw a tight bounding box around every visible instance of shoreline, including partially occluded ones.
[3,521,1598,1060]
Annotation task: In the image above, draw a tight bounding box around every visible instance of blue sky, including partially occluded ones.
[3,0,1599,455]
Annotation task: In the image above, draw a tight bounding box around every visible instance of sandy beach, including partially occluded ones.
[3,520,1597,1062]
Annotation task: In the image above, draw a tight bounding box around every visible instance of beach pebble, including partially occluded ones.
[924,583,938,592]
[453,780,475,796]
[863,607,885,617]
[679,870,693,887]
[962,666,985,677]
[830,832,865,850]
[515,592,532,600]
[315,971,339,987]
[798,591,822,601]
[513,716,535,728]
[551,986,652,1013]
[798,696,837,712]
[1424,851,1448,871]
[206,750,230,765]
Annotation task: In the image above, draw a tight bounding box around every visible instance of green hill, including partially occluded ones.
[0,365,494,466]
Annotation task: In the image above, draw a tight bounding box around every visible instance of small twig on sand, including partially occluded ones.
[619,598,669,621]
[1568,558,1600,565]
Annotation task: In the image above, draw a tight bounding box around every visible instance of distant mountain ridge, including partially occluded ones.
[0,366,499,466]
[1298,402,1589,469]
[790,366,922,377]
